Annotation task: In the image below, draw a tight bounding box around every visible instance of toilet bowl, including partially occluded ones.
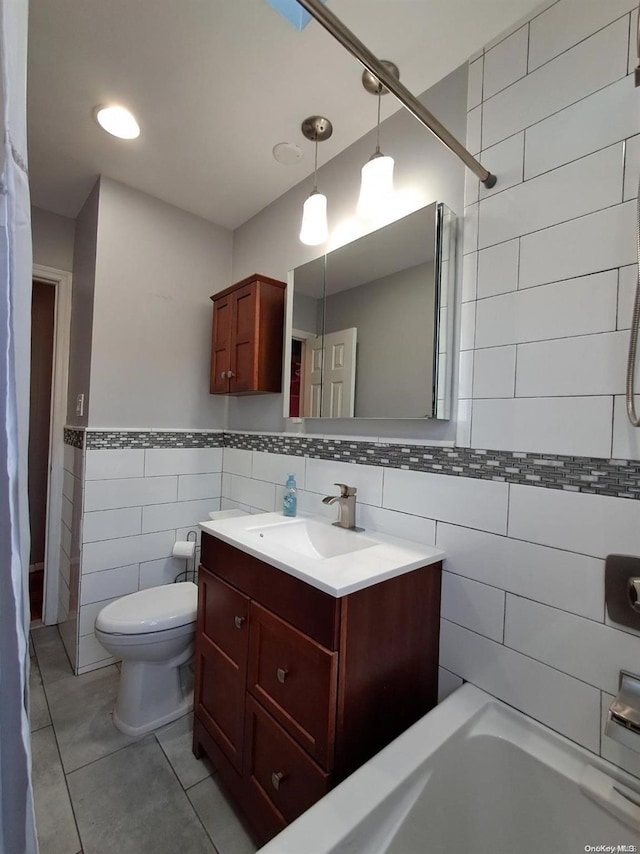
[95,581,198,736]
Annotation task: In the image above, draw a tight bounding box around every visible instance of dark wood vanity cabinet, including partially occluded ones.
[210,273,285,395]
[193,533,442,846]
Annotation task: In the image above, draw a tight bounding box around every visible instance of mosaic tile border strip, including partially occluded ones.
[63,428,84,449]
[224,432,640,500]
[63,430,224,451]
[64,427,640,499]
[85,431,224,450]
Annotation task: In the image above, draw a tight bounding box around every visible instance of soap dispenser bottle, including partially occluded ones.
[283,473,297,517]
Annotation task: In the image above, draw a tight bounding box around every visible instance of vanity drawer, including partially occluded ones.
[201,534,341,649]
[244,695,330,834]
[247,602,337,768]
[198,566,249,663]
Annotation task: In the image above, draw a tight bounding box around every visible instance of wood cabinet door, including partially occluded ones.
[210,294,231,394]
[244,696,330,839]
[247,602,337,769]
[194,569,249,772]
[229,282,258,393]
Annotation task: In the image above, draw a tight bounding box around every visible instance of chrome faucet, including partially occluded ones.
[322,483,363,531]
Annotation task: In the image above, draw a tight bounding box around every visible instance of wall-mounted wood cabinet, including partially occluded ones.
[210,273,285,395]
[193,533,442,847]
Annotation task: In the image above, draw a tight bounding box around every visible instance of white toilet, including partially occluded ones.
[95,582,198,736]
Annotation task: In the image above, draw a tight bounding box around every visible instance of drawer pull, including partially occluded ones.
[271,771,285,791]
[276,667,288,684]
[234,615,245,629]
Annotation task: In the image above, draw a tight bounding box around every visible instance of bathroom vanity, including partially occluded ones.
[192,514,444,846]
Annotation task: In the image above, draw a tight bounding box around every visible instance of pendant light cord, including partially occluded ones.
[312,137,319,192]
[375,90,382,155]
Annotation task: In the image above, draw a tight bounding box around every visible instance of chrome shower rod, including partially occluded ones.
[295,0,497,189]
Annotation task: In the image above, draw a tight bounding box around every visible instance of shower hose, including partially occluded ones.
[626,177,640,426]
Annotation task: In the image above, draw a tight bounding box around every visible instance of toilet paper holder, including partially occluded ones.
[173,530,198,585]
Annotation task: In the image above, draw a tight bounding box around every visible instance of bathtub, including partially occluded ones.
[258,684,640,853]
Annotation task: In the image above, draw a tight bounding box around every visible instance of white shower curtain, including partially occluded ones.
[0,0,38,852]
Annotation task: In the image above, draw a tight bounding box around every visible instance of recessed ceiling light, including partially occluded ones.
[94,105,140,139]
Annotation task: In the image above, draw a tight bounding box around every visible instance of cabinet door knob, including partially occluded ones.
[271,771,285,791]
[227,370,235,378]
[276,667,288,684]
[220,371,227,379]
[234,616,245,629]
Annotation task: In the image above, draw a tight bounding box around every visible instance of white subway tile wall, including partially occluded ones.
[624,132,640,200]
[59,444,83,669]
[74,445,222,672]
[617,264,637,330]
[466,0,636,460]
[482,25,528,101]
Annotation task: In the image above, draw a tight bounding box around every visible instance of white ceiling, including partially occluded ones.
[27,0,543,230]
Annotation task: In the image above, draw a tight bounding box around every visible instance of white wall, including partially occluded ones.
[67,183,99,426]
[228,64,467,434]
[31,206,75,272]
[219,0,640,782]
[88,178,232,429]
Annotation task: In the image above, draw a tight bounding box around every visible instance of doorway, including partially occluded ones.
[28,280,55,623]
[29,265,72,626]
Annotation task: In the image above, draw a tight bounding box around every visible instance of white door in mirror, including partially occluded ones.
[303,328,356,417]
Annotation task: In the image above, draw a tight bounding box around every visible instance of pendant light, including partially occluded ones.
[299,116,333,246]
[357,61,399,221]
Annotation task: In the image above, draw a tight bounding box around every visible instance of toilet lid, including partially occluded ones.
[95,582,198,635]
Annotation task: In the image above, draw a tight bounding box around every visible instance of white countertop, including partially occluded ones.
[199,512,444,598]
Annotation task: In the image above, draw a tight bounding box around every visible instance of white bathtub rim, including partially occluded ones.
[257,683,489,854]
[257,683,640,854]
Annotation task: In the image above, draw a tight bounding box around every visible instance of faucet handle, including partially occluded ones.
[334,483,357,497]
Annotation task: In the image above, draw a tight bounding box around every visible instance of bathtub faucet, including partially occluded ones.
[322,483,362,530]
[605,670,640,753]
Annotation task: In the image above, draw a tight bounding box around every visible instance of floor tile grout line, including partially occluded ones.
[32,636,85,853]
[153,731,222,853]
[63,736,144,778]
[153,722,215,794]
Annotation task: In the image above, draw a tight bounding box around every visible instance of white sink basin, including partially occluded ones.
[244,517,377,560]
[200,512,445,598]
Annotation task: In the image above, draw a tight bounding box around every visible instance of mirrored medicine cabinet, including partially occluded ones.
[283,201,457,422]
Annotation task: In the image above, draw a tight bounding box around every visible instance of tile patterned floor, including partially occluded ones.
[30,626,258,854]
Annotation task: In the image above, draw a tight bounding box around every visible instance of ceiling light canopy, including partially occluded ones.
[94,105,140,140]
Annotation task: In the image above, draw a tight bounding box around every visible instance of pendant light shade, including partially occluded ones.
[358,61,399,221]
[299,190,328,245]
[357,153,394,220]
[299,116,333,246]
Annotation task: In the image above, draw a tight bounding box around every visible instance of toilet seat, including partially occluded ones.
[95,621,195,649]
[95,581,197,635]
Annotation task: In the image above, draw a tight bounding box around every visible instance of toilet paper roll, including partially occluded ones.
[172,540,196,560]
